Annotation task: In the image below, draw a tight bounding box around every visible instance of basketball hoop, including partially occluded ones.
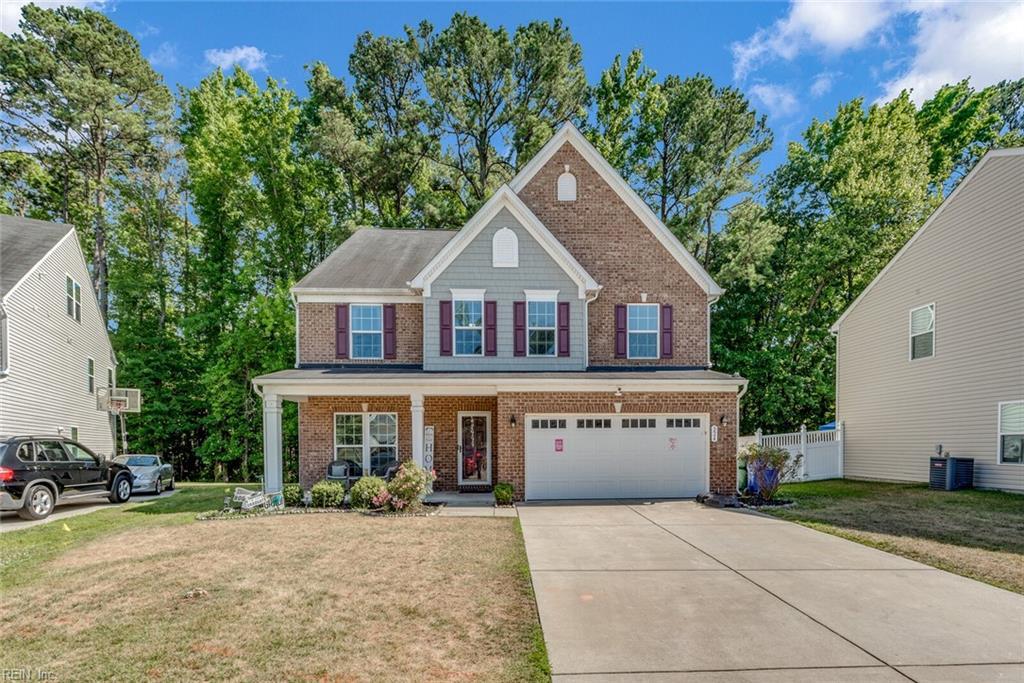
[97,388,141,457]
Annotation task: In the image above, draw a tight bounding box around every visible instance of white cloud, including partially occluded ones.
[148,42,178,68]
[732,1,896,80]
[2,0,102,35]
[879,2,1024,104]
[750,83,801,119]
[810,71,839,97]
[204,45,268,72]
[136,21,160,38]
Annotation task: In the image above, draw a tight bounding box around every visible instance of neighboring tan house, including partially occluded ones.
[255,123,747,501]
[0,216,116,456]
[831,148,1024,492]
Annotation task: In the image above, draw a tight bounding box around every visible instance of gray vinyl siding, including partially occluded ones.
[424,208,586,371]
[836,153,1024,492]
[0,231,116,456]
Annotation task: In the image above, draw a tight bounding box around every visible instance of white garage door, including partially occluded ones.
[524,414,708,500]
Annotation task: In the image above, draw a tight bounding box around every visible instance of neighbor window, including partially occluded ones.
[627,304,659,359]
[910,304,934,360]
[86,358,95,393]
[350,304,383,359]
[107,367,114,389]
[454,299,483,356]
[527,300,556,356]
[0,302,7,375]
[998,401,1023,464]
[66,275,81,322]
[334,412,399,478]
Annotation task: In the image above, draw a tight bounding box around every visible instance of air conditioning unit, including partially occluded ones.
[929,457,974,491]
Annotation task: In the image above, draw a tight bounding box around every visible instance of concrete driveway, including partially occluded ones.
[519,500,1024,682]
[0,489,177,533]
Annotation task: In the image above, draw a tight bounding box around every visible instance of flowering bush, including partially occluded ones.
[349,476,387,509]
[386,461,435,511]
[310,480,346,508]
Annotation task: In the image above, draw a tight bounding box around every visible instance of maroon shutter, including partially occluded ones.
[484,301,497,356]
[557,301,570,357]
[513,301,526,357]
[660,305,673,359]
[614,304,627,358]
[383,304,397,359]
[439,300,452,356]
[335,304,349,359]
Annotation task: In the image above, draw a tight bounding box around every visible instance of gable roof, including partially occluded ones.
[408,185,601,298]
[293,228,457,293]
[509,122,723,298]
[1,216,75,299]
[830,147,1024,332]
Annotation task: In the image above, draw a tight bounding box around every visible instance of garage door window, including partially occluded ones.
[622,418,656,428]
[667,418,701,428]
[531,418,566,429]
[577,418,612,429]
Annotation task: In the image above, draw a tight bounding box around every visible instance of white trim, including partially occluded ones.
[86,356,95,394]
[509,123,723,297]
[997,400,1024,465]
[408,185,600,299]
[908,303,935,361]
[524,289,558,301]
[65,273,82,323]
[349,303,384,360]
[2,226,75,302]
[452,296,484,357]
[333,411,400,475]
[526,298,557,358]
[450,288,486,300]
[832,148,1024,332]
[492,226,519,268]
[457,411,492,485]
[294,292,421,304]
[626,303,660,360]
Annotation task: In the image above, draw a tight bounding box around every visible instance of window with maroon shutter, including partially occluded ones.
[335,304,349,359]
[383,304,397,359]
[614,304,627,358]
[513,301,526,357]
[557,301,570,357]
[484,301,497,356]
[439,300,453,356]
[660,305,673,359]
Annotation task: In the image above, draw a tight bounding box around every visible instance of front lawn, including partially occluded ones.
[0,484,548,682]
[766,479,1024,594]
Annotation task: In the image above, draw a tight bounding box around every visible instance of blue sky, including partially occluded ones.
[5,1,1021,174]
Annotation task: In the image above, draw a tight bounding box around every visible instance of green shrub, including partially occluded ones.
[310,480,346,508]
[386,462,435,511]
[493,482,514,506]
[740,443,802,502]
[282,483,302,507]
[349,476,387,509]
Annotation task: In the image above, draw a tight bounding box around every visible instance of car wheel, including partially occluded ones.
[109,475,132,504]
[154,478,163,495]
[17,485,55,520]
[168,478,174,491]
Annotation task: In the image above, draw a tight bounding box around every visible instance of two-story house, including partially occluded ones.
[254,123,747,500]
[0,216,117,456]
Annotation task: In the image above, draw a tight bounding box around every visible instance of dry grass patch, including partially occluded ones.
[2,512,547,682]
[768,479,1024,593]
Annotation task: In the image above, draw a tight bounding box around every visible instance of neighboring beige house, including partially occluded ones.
[831,148,1024,492]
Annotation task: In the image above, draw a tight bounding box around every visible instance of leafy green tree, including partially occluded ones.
[589,49,658,181]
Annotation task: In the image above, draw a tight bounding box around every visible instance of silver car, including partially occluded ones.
[113,455,175,494]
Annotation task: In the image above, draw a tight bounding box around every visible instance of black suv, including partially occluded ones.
[0,435,133,520]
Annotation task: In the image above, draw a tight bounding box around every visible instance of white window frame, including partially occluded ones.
[557,171,577,201]
[909,303,935,361]
[66,274,81,322]
[0,301,8,377]
[452,289,485,357]
[997,401,1024,465]
[86,357,95,394]
[627,303,660,360]
[70,426,79,441]
[333,412,399,476]
[525,290,558,358]
[107,367,114,389]
[349,303,384,360]
[492,227,519,268]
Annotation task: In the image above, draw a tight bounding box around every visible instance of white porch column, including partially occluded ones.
[410,392,425,468]
[263,393,283,493]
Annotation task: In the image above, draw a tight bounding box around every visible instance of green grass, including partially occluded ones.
[766,479,1024,593]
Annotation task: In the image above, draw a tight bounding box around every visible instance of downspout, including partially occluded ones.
[584,286,602,369]
[292,291,300,369]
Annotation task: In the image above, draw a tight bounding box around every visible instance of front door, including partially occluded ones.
[458,412,491,485]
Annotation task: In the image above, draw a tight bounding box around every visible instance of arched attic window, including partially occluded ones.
[492,227,519,268]
[557,165,577,201]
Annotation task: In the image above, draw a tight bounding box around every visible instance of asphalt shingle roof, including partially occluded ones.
[1,216,75,298]
[294,228,457,291]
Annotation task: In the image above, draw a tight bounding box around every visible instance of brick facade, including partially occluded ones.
[297,303,422,365]
[297,396,412,489]
[516,143,710,367]
[495,391,738,501]
[423,396,498,491]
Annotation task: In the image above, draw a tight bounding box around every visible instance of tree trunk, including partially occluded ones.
[93,174,108,320]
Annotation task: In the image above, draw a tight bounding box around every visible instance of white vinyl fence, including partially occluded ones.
[746,423,844,482]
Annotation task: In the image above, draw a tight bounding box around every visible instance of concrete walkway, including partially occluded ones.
[519,500,1024,682]
[0,489,177,533]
